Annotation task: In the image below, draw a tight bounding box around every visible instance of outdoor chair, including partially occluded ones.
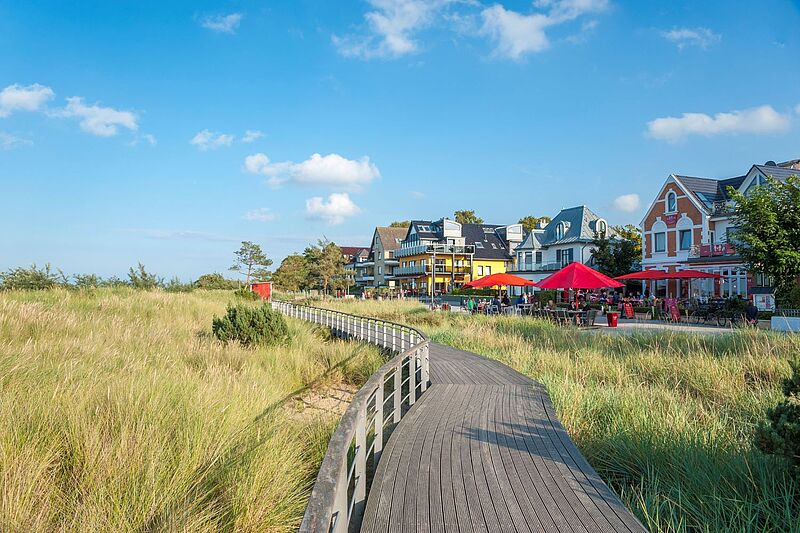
[582,310,598,327]
[555,309,569,325]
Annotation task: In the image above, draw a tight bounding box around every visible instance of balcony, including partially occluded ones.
[689,243,737,258]
[393,265,472,276]
[514,262,563,272]
[394,243,476,258]
[354,275,374,283]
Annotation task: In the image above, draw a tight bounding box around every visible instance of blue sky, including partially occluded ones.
[2,0,799,280]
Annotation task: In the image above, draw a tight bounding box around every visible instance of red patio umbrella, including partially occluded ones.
[464,272,537,288]
[535,262,624,289]
[663,269,723,279]
[615,270,668,281]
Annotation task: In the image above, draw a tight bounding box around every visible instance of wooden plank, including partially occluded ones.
[359,341,645,533]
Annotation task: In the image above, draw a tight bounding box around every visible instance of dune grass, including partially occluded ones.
[313,298,800,532]
[0,288,383,532]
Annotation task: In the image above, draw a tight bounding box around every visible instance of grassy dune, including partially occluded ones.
[0,289,382,532]
[313,298,800,532]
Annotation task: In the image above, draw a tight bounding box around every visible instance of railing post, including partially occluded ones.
[332,459,348,533]
[421,343,429,392]
[354,407,367,521]
[374,379,384,464]
[382,323,387,348]
[391,325,397,352]
[393,365,401,423]
[400,329,406,351]
[409,351,416,406]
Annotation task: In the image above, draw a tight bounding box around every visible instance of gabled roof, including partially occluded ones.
[374,227,408,252]
[753,164,799,182]
[340,246,369,259]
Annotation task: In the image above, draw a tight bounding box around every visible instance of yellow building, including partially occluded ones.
[394,219,523,295]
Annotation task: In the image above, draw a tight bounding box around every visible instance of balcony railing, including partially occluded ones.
[514,262,563,272]
[394,265,472,276]
[395,244,476,258]
[689,243,737,258]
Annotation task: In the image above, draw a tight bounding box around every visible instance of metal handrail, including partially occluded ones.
[271,300,430,533]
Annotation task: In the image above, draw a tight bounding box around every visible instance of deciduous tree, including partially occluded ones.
[304,239,346,295]
[454,210,483,224]
[389,221,410,228]
[273,254,309,292]
[591,227,641,278]
[729,175,800,302]
[518,216,551,233]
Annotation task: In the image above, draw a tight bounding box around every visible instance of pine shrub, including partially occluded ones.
[212,303,289,347]
[756,358,800,480]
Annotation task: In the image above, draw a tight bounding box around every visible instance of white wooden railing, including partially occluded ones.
[271,300,430,533]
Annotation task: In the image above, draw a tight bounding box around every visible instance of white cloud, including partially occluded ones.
[143,133,157,145]
[647,105,791,142]
[242,130,264,143]
[244,152,380,188]
[244,208,277,222]
[612,193,641,213]
[795,104,800,115]
[0,132,33,150]
[201,13,242,34]
[0,83,55,117]
[661,27,721,50]
[333,0,453,59]
[480,0,608,59]
[411,190,426,199]
[305,193,362,225]
[191,129,235,150]
[56,97,137,137]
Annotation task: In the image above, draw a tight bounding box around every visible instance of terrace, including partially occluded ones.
[394,243,476,258]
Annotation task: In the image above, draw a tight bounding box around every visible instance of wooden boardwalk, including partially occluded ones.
[361,344,646,532]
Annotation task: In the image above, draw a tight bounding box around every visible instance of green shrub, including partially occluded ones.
[234,287,259,300]
[756,358,800,480]
[164,276,194,293]
[0,263,66,290]
[212,303,289,347]
[128,262,161,289]
[194,273,239,290]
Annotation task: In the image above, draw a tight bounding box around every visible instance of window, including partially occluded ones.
[417,225,431,232]
[679,229,692,251]
[556,248,573,266]
[555,222,567,240]
[474,242,484,248]
[654,232,666,253]
[378,266,383,275]
[535,251,543,264]
[485,266,491,275]
[744,174,766,196]
[478,266,484,276]
[596,219,607,235]
[377,251,383,260]
[666,191,677,213]
[709,230,715,244]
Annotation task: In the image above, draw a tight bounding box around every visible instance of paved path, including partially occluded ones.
[361,343,646,532]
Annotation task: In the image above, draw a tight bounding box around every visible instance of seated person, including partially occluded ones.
[744,301,759,326]
[501,294,511,307]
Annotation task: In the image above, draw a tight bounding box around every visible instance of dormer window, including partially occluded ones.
[666,191,677,213]
[555,222,568,240]
[744,174,767,196]
[596,219,607,235]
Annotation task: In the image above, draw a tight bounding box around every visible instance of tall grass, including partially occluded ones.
[314,298,800,532]
[0,288,382,532]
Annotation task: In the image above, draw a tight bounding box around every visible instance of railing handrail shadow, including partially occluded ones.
[272,300,430,533]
